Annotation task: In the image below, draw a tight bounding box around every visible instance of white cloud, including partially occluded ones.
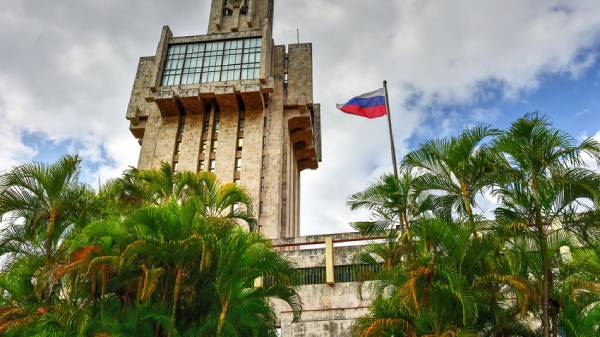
[568,52,598,79]
[283,0,600,234]
[1,0,600,235]
[471,108,500,124]
[0,122,37,172]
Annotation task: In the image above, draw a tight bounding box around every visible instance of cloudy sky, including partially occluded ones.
[1,0,600,235]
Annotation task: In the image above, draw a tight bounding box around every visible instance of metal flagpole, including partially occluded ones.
[383,80,399,179]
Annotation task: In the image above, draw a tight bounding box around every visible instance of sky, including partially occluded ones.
[1,0,600,235]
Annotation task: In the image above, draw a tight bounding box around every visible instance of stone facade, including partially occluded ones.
[271,233,375,337]
[125,0,321,239]
[124,1,368,336]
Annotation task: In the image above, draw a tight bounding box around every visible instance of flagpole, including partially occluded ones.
[383,80,399,179]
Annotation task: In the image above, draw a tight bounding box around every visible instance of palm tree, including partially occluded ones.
[0,155,300,337]
[353,217,535,337]
[348,171,432,234]
[552,243,600,337]
[492,113,600,337]
[403,125,502,218]
[120,200,207,337]
[106,163,257,230]
[0,155,89,265]
[211,229,301,337]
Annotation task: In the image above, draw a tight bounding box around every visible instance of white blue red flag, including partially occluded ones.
[336,88,387,119]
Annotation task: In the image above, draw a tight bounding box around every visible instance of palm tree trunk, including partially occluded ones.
[460,183,474,218]
[168,267,184,337]
[216,299,229,337]
[397,207,406,233]
[136,275,144,302]
[91,274,97,299]
[101,266,108,297]
[536,209,551,337]
[45,208,57,264]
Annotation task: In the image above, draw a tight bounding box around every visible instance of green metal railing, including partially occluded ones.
[291,264,381,285]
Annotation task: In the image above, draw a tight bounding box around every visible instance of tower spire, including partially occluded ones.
[207,0,273,34]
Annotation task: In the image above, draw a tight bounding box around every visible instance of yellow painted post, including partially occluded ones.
[325,236,334,286]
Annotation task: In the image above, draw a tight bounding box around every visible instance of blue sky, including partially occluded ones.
[408,60,600,149]
[1,0,600,235]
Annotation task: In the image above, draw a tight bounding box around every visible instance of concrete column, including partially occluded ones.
[325,237,334,285]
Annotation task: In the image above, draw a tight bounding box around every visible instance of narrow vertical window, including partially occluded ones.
[240,0,249,15]
[199,160,205,171]
[235,158,242,171]
[237,137,244,150]
[223,0,233,16]
[213,110,220,132]
[209,159,216,172]
[211,139,218,152]
[238,117,245,131]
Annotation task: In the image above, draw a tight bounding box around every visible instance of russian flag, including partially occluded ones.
[336,88,387,119]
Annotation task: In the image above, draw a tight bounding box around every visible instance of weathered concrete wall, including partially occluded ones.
[286,43,313,106]
[178,115,203,172]
[272,233,377,337]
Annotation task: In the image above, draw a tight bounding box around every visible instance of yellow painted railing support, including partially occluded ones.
[325,236,335,286]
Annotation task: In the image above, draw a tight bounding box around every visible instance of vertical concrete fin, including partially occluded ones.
[325,236,334,285]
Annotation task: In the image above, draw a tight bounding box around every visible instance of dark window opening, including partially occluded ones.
[240,0,249,15]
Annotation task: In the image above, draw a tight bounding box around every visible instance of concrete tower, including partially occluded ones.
[125,0,321,239]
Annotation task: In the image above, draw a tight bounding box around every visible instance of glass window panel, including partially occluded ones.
[173,74,181,84]
[162,37,262,85]
[241,69,248,80]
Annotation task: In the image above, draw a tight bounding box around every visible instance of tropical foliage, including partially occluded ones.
[0,161,300,337]
[351,113,600,337]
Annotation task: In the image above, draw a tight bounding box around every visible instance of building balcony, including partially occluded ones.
[148,78,274,116]
[288,103,321,171]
